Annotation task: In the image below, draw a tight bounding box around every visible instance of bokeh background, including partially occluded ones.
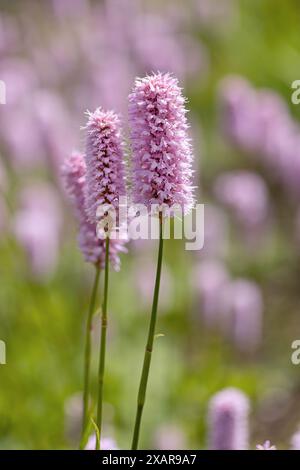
[1,0,300,450]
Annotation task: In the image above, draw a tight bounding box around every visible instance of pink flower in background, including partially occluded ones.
[83,108,126,224]
[62,152,126,270]
[256,440,276,450]
[194,0,235,30]
[89,56,134,116]
[103,0,138,51]
[255,89,291,157]
[85,434,118,450]
[51,0,89,19]
[129,72,194,214]
[154,424,186,450]
[0,58,37,105]
[134,257,173,312]
[194,259,229,327]
[220,76,290,162]
[33,90,77,177]
[101,0,203,83]
[0,0,205,182]
[219,76,260,153]
[290,429,300,450]
[200,204,229,259]
[1,108,44,169]
[14,184,62,279]
[222,279,263,353]
[132,15,187,80]
[219,75,300,199]
[214,171,270,230]
[0,59,44,169]
[0,13,20,55]
[208,387,249,450]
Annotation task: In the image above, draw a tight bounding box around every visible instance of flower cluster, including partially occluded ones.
[129,73,194,214]
[83,108,126,224]
[62,151,126,270]
[63,72,194,267]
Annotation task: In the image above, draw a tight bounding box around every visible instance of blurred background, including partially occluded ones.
[1,0,300,450]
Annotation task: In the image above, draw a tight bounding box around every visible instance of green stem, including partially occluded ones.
[96,236,110,450]
[131,214,164,450]
[80,266,101,448]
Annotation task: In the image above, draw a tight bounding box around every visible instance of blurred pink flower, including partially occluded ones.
[14,184,62,279]
[290,429,300,450]
[154,424,186,450]
[194,259,230,327]
[0,13,20,55]
[1,107,45,169]
[51,0,90,19]
[200,204,229,259]
[219,76,300,199]
[256,440,276,450]
[214,170,270,230]
[222,279,263,353]
[0,58,38,105]
[208,387,249,450]
[135,257,173,312]
[33,90,77,176]
[132,14,187,80]
[194,0,235,30]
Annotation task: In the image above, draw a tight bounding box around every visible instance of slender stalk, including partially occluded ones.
[80,266,101,448]
[132,213,164,450]
[96,236,110,450]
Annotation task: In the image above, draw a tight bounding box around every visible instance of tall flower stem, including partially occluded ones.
[80,265,101,448]
[96,236,110,449]
[132,213,164,450]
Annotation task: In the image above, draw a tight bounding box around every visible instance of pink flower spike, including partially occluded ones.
[83,108,126,224]
[129,72,194,215]
[62,151,126,270]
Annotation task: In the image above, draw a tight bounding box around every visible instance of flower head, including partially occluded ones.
[62,151,126,270]
[208,387,249,450]
[83,108,126,224]
[129,72,194,214]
